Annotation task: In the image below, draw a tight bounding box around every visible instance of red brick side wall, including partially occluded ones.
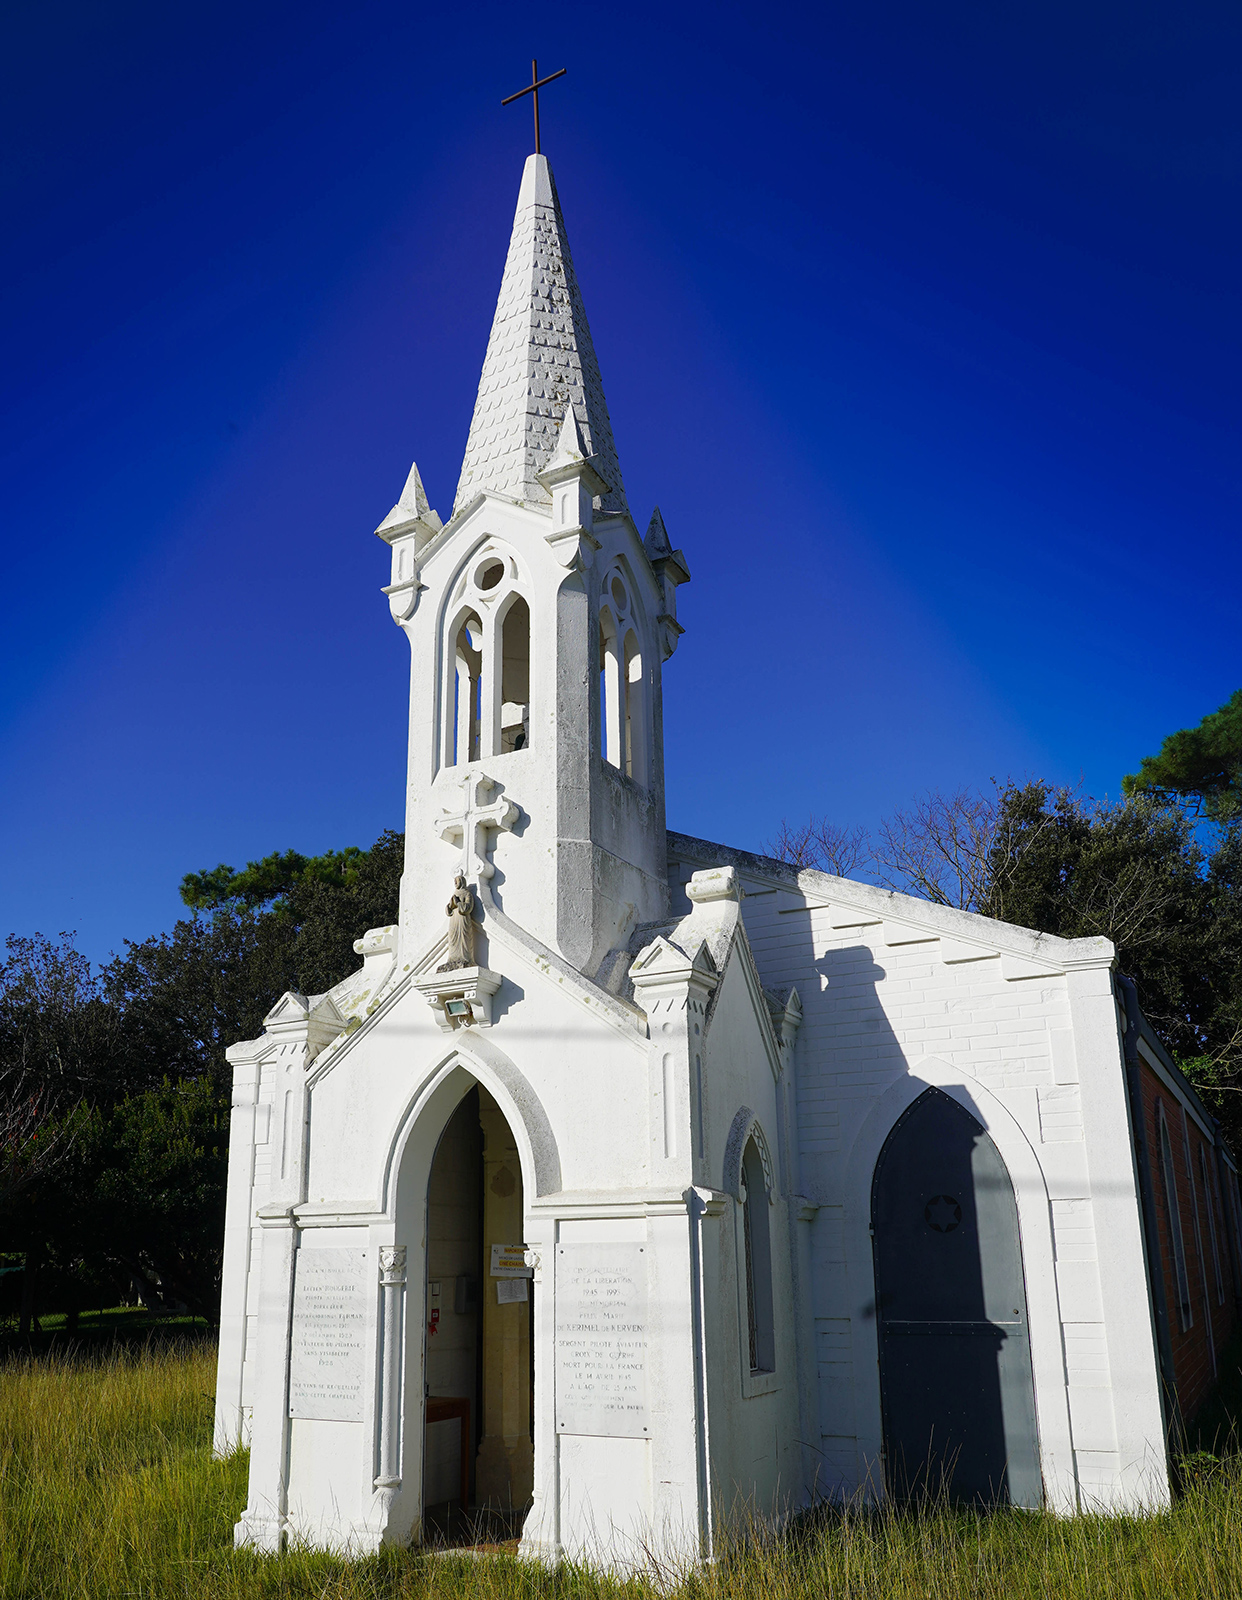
[1139,1060,1239,1421]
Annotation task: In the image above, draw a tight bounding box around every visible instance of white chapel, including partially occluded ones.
[213,150,1242,1565]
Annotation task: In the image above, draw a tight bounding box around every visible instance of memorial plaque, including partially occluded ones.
[554,1243,649,1437]
[288,1247,369,1421]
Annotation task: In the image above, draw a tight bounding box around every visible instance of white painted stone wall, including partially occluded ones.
[667,837,1171,1514]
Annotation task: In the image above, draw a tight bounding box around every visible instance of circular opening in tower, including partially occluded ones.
[610,576,628,612]
[477,559,505,592]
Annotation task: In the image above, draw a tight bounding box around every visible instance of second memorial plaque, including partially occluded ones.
[554,1242,649,1437]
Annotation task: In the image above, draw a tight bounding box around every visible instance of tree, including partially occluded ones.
[872,788,1001,911]
[768,781,1242,1142]
[0,829,405,1328]
[180,845,370,912]
[764,816,868,878]
[1123,688,1242,823]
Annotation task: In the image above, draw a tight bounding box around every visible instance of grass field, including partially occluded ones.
[6,1343,1242,1600]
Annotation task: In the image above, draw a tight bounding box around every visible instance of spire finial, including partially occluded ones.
[501,59,566,154]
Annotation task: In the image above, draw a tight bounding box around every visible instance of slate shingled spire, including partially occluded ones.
[453,154,627,518]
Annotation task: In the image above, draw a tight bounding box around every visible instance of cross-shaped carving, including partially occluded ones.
[436,772,519,882]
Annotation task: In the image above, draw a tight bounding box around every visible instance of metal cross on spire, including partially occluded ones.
[502,59,566,155]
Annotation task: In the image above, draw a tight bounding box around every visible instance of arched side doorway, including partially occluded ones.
[871,1086,1041,1508]
[415,1081,534,1543]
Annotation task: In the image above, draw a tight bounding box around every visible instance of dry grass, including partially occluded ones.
[5,1342,1242,1599]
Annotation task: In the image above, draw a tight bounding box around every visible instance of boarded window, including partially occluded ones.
[741,1137,775,1373]
[1158,1105,1193,1331]
[1200,1144,1226,1309]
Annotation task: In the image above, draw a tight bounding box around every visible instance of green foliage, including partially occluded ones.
[1,831,403,1325]
[180,846,369,911]
[979,781,1242,1142]
[9,1343,1242,1599]
[1124,689,1242,823]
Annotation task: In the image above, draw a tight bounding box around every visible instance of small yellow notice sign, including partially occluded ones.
[490,1243,532,1279]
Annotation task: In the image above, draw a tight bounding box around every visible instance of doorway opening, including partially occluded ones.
[871,1086,1041,1508]
[422,1084,534,1546]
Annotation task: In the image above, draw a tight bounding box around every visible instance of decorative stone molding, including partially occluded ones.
[629,935,719,997]
[538,406,608,570]
[779,987,803,1053]
[260,990,349,1063]
[375,1244,408,1494]
[412,966,503,1031]
[686,865,741,904]
[723,1108,777,1202]
[378,1246,407,1284]
[643,507,690,659]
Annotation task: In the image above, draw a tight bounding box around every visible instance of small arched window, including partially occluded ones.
[442,549,531,769]
[741,1136,775,1373]
[598,569,647,786]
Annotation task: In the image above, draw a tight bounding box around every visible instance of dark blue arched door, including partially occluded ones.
[872,1087,1041,1507]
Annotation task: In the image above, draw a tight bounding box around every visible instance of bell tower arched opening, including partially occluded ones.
[451,611,483,766]
[499,596,530,753]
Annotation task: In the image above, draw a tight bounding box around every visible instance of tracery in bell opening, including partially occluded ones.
[443,549,531,769]
[598,567,647,786]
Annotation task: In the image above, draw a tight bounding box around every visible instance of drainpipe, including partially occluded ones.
[1117,973,1180,1445]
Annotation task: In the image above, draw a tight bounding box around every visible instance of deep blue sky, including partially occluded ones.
[3,1,1239,964]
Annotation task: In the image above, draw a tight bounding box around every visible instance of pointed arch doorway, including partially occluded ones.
[871,1087,1041,1508]
[408,1079,535,1543]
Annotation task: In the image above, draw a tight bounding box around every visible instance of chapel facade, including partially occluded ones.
[213,152,1242,1565]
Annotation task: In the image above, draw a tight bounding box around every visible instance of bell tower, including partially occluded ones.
[377,154,690,977]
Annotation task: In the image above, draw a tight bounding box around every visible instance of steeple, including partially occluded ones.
[453,154,628,519]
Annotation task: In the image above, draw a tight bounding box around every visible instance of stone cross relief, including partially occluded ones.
[436,771,520,883]
[434,773,519,976]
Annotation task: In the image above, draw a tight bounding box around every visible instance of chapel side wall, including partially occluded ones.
[687,872,1081,1485]
[697,957,804,1518]
[1138,1059,1237,1423]
[666,851,1172,1509]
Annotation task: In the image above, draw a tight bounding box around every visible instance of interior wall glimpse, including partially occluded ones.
[424,1089,483,1508]
[476,1086,533,1510]
[500,597,530,753]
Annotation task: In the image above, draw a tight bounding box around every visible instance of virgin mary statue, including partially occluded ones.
[438,872,476,971]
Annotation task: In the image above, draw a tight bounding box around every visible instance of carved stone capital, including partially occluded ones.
[379,1246,407,1284]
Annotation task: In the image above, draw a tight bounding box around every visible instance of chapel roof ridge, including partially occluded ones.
[452,152,628,519]
[666,829,1116,967]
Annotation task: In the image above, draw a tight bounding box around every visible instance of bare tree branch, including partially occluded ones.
[0,1071,79,1205]
[872,789,998,910]
[766,816,869,879]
